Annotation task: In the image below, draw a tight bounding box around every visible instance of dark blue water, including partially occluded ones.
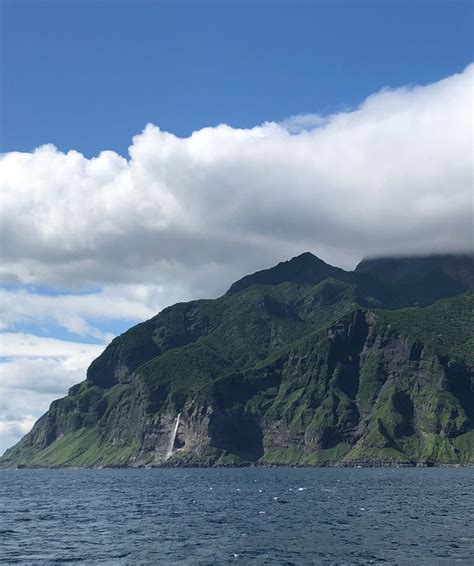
[1,468,473,564]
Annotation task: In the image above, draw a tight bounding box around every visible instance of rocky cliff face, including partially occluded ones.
[1,253,473,468]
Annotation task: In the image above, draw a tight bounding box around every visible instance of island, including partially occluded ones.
[2,252,472,468]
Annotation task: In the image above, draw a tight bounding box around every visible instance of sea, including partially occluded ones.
[1,467,473,564]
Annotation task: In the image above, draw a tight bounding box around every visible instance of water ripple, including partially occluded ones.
[0,467,473,564]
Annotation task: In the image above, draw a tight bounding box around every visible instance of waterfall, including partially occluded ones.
[166,413,181,459]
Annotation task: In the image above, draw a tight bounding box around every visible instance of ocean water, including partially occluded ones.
[0,467,473,564]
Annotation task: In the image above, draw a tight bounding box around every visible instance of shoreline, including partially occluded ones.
[2,461,471,470]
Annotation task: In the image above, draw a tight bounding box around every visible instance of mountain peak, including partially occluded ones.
[292,251,320,260]
[287,251,329,266]
[226,252,346,295]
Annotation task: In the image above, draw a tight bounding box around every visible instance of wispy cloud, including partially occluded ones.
[0,287,157,341]
[0,335,104,454]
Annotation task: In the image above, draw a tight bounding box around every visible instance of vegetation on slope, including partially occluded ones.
[1,253,472,468]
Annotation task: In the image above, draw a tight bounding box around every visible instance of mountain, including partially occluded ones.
[356,254,474,307]
[1,252,473,468]
[226,252,349,294]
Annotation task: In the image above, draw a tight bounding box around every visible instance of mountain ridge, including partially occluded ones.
[1,252,473,468]
[226,252,351,294]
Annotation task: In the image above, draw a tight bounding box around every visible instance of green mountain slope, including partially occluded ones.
[2,253,473,468]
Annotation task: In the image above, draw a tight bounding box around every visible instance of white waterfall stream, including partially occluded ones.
[165,413,181,459]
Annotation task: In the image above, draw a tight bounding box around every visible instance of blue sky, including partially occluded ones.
[2,0,472,156]
[0,0,472,453]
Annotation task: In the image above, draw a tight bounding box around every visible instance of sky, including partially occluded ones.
[0,0,473,453]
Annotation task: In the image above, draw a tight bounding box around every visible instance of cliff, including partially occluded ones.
[1,253,473,468]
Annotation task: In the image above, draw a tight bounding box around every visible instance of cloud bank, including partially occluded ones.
[0,65,472,452]
[1,65,472,294]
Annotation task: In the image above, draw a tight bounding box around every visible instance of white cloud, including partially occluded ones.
[0,333,105,359]
[0,335,104,454]
[278,113,327,133]
[0,416,37,457]
[1,65,472,295]
[0,286,158,340]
